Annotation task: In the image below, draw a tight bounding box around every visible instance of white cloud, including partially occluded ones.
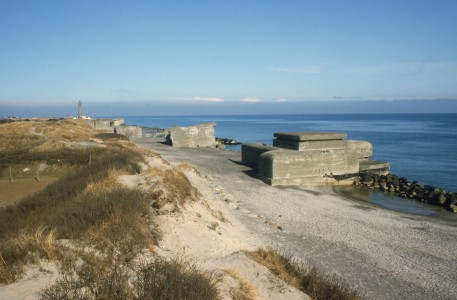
[275,98,288,102]
[193,97,224,102]
[275,66,320,74]
[241,97,261,103]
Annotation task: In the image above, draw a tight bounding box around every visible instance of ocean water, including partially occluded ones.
[123,114,457,193]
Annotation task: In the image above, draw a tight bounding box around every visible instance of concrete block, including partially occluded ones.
[258,149,359,186]
[84,118,124,132]
[241,143,279,171]
[273,132,347,141]
[346,140,373,159]
[359,159,390,175]
[112,119,125,127]
[273,139,347,151]
[115,125,143,138]
[166,123,216,148]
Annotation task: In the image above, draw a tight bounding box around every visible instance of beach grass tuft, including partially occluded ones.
[40,254,219,300]
[225,269,257,300]
[246,248,361,300]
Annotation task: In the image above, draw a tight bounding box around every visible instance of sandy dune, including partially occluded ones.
[119,150,308,299]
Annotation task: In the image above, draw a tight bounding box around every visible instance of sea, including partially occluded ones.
[122,113,457,217]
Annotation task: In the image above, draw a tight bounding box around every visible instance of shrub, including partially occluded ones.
[246,248,361,300]
[133,258,219,300]
[95,133,130,141]
[40,251,133,300]
[40,256,219,300]
[149,166,199,213]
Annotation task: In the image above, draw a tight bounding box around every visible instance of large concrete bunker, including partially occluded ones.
[242,131,389,186]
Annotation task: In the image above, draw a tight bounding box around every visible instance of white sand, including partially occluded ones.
[120,152,309,299]
[0,262,58,300]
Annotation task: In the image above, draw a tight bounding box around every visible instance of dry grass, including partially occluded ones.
[1,120,222,300]
[0,169,156,283]
[0,121,154,283]
[133,258,220,300]
[40,254,220,300]
[145,166,200,213]
[225,270,257,300]
[0,119,94,152]
[0,177,59,208]
[40,250,136,300]
[176,161,202,176]
[0,227,59,283]
[246,248,361,300]
[246,248,301,288]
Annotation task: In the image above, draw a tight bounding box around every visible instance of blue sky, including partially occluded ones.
[1,0,457,116]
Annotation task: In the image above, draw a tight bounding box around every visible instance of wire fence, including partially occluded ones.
[1,149,92,183]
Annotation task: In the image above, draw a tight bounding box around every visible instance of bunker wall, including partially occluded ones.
[258,149,359,186]
[166,123,216,148]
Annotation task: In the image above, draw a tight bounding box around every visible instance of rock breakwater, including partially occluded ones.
[216,137,240,145]
[356,174,457,213]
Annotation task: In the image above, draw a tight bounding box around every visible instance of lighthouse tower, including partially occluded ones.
[78,101,83,119]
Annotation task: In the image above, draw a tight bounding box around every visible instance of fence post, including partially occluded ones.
[35,166,40,182]
[9,165,13,183]
[88,153,92,165]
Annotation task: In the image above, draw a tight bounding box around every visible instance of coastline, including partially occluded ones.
[124,113,457,193]
[329,185,457,223]
[132,136,457,300]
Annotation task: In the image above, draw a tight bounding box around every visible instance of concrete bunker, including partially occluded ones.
[242,131,389,186]
[84,118,125,132]
[165,123,216,148]
[114,125,143,138]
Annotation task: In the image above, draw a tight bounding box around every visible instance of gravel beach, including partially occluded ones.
[134,137,457,300]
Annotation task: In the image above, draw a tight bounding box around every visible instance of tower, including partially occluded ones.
[78,101,83,118]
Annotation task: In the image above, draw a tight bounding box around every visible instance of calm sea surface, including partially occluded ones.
[123,114,457,193]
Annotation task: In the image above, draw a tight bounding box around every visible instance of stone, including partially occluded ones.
[362,175,373,185]
[450,202,457,213]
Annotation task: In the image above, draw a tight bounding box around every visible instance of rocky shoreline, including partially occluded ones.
[356,173,457,213]
[216,137,241,145]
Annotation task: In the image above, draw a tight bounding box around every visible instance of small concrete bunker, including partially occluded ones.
[114,125,143,138]
[242,131,389,186]
[165,123,216,148]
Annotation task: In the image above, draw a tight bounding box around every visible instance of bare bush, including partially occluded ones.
[40,251,133,300]
[40,256,219,300]
[148,166,199,213]
[133,258,220,300]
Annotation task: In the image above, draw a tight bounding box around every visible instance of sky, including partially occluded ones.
[1,0,457,117]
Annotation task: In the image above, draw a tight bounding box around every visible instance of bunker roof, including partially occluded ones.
[273,132,347,141]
